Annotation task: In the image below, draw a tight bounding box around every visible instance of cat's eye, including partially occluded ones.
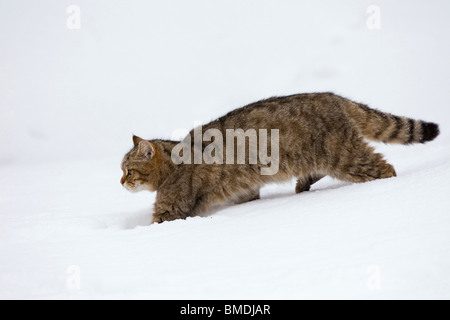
[127,170,132,176]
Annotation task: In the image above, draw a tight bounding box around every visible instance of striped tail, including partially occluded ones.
[345,102,440,145]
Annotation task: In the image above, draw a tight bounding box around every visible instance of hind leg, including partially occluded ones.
[329,141,397,183]
[295,175,325,194]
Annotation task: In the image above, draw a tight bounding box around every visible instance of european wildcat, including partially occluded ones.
[120,93,439,223]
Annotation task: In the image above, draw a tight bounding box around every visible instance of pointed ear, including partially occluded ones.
[137,140,155,160]
[133,135,143,146]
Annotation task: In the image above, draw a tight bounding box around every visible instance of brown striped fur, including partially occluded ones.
[121,93,440,223]
[344,101,439,144]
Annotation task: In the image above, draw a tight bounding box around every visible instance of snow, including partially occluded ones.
[1,0,450,299]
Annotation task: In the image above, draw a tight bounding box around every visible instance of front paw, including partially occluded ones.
[152,202,173,224]
[152,198,192,224]
[151,209,187,224]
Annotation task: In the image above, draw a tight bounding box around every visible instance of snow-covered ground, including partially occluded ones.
[1,1,449,299]
[1,143,450,299]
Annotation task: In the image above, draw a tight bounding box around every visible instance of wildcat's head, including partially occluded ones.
[120,135,160,192]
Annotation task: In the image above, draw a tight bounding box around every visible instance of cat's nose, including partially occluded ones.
[120,177,125,185]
